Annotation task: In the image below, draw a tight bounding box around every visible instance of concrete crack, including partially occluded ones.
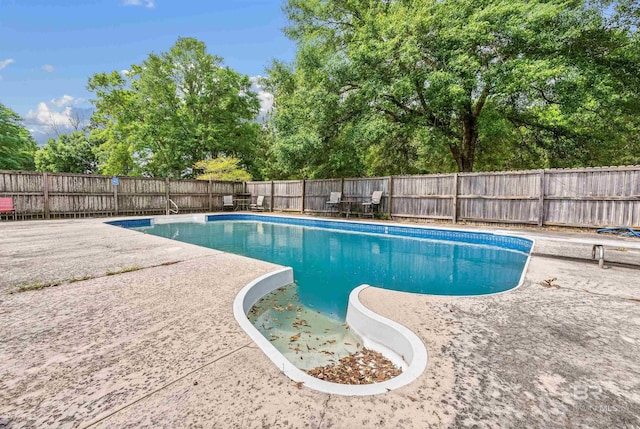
[316,394,331,429]
[80,342,252,428]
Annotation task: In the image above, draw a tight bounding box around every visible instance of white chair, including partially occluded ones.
[326,192,341,216]
[223,195,234,211]
[362,191,383,217]
[250,195,265,211]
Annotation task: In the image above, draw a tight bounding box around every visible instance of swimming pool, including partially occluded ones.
[110,214,533,394]
[128,215,531,320]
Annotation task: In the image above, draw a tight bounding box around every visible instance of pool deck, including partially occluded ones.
[0,216,639,428]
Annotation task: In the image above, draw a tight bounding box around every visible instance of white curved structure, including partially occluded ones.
[233,268,428,396]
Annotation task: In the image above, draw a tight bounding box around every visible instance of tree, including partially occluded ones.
[0,102,37,170]
[88,38,261,178]
[268,0,639,173]
[194,157,252,181]
[262,56,369,179]
[34,132,99,174]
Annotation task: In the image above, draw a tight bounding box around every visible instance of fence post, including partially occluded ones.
[301,179,305,213]
[42,172,50,219]
[387,176,393,217]
[165,177,170,216]
[452,173,458,223]
[538,170,545,227]
[208,179,212,212]
[270,181,274,212]
[113,179,119,216]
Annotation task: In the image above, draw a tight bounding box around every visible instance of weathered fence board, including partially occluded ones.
[342,177,390,215]
[392,175,454,220]
[457,172,540,224]
[2,166,639,228]
[0,171,46,218]
[301,178,392,214]
[544,168,640,227]
[304,179,342,213]
[115,177,166,216]
[248,166,640,228]
[210,181,245,210]
[0,170,244,219]
[168,179,209,212]
[272,180,303,212]
[246,181,273,210]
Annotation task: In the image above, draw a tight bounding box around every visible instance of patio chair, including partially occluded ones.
[326,192,342,216]
[250,195,265,212]
[362,191,383,217]
[0,197,16,220]
[223,195,234,211]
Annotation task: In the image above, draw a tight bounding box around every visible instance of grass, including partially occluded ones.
[10,274,98,294]
[105,265,143,276]
[8,261,181,294]
[68,275,95,283]
[106,261,180,275]
[9,280,61,294]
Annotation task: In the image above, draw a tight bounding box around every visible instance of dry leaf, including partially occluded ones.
[306,349,402,385]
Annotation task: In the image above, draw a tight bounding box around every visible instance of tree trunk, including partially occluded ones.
[453,113,478,172]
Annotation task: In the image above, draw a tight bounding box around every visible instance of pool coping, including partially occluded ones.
[233,269,429,395]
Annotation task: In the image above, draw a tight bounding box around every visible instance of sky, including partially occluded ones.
[0,0,296,143]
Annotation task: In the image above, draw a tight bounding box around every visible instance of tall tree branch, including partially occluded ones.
[473,86,491,118]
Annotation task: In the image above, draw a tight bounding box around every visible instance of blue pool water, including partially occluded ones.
[131,218,529,321]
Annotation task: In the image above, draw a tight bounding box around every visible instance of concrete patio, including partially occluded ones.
[0,217,638,428]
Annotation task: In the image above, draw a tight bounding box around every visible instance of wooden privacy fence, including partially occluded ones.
[2,166,639,228]
[0,170,244,219]
[248,166,640,228]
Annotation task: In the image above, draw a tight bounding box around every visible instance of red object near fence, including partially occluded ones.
[0,197,16,220]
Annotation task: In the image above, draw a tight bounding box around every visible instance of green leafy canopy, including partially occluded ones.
[34,132,99,174]
[88,37,262,178]
[194,157,252,182]
[264,0,640,176]
[0,102,37,171]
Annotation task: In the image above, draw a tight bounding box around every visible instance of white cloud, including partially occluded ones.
[50,95,77,107]
[0,59,15,78]
[42,64,55,72]
[250,75,274,122]
[121,69,131,76]
[23,97,93,144]
[122,0,155,8]
[0,58,15,70]
[26,102,75,130]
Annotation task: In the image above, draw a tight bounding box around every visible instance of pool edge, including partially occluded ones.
[233,268,429,396]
